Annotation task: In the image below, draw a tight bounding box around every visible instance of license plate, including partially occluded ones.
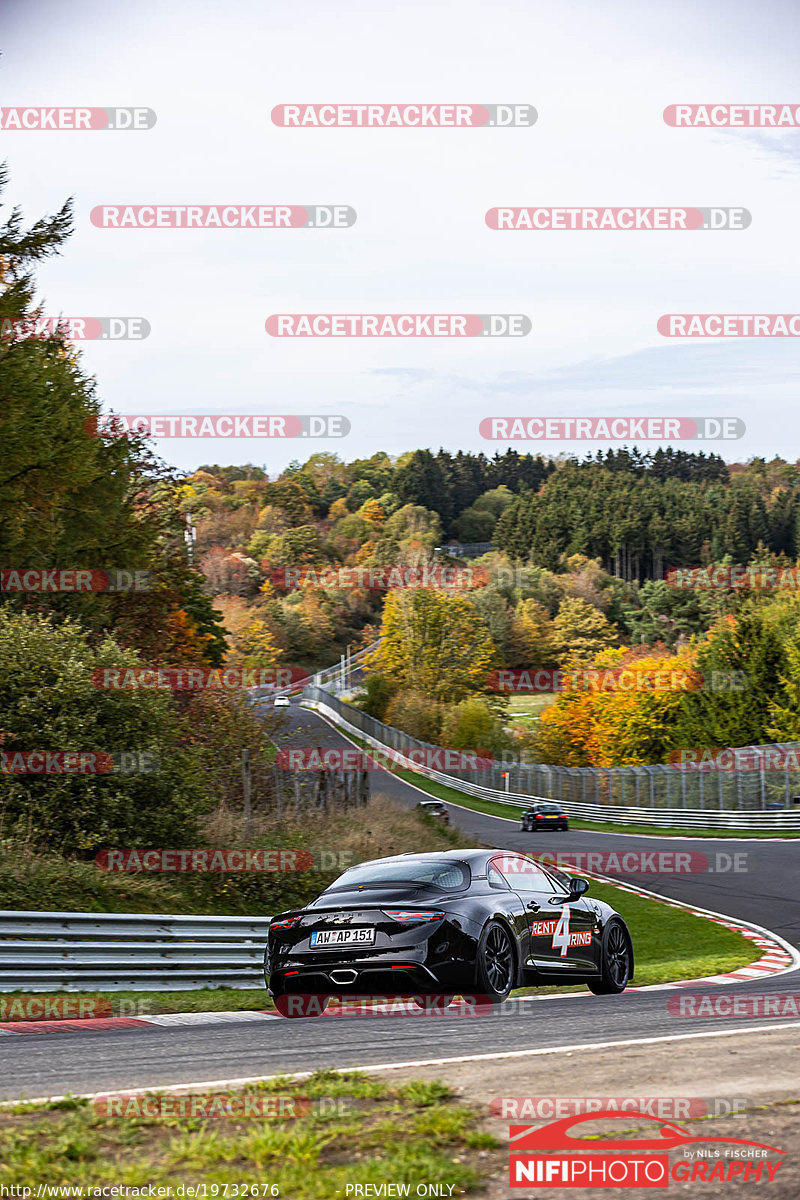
[310,927,375,948]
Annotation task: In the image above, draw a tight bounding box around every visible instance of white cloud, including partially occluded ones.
[3,0,799,470]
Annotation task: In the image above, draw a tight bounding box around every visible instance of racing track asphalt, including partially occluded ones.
[1,701,798,1101]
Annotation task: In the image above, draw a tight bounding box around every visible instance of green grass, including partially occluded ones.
[505,694,556,718]
[568,818,800,838]
[572,878,753,985]
[0,1071,502,1196]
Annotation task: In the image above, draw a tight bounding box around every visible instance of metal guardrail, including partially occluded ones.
[247,641,379,702]
[0,911,271,992]
[303,691,800,830]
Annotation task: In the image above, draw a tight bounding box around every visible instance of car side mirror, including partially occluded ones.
[567,877,589,900]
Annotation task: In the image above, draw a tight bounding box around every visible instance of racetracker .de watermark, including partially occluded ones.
[0,569,153,593]
[1,317,149,340]
[0,996,155,1022]
[276,746,494,771]
[91,667,309,690]
[0,996,113,1020]
[274,995,530,1018]
[0,751,159,775]
[86,414,349,438]
[529,850,747,874]
[92,1093,349,1119]
[664,104,800,126]
[95,848,314,872]
[271,103,537,127]
[666,565,800,589]
[668,993,800,1018]
[479,416,745,441]
[490,1096,752,1119]
[487,667,749,693]
[669,747,800,771]
[0,106,156,129]
[486,206,750,230]
[658,314,800,337]
[271,565,488,590]
[90,205,356,228]
[265,314,530,336]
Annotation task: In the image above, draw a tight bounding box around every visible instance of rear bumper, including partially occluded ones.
[268,960,449,998]
[522,820,568,829]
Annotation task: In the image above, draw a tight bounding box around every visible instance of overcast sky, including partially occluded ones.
[3,0,800,475]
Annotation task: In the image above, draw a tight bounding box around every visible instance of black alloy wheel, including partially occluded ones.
[588,920,631,995]
[474,920,516,1004]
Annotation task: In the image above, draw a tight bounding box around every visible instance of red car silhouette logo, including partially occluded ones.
[511,1110,784,1155]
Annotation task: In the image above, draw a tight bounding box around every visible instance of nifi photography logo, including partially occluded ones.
[508,1109,785,1188]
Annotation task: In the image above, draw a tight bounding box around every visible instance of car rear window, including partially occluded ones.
[326,859,470,892]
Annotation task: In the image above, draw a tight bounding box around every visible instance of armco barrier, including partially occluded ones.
[302,690,800,831]
[248,640,379,701]
[0,911,271,992]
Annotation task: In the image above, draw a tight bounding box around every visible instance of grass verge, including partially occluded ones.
[0,1070,502,1196]
[0,797,475,917]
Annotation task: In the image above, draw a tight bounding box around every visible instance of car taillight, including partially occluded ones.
[382,910,444,922]
[271,917,301,930]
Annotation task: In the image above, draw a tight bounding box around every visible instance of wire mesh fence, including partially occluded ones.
[303,686,800,813]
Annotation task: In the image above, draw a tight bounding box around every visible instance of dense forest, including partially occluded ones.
[494,455,797,581]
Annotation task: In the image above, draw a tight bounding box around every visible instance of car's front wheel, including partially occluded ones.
[587,920,631,995]
[473,920,516,1005]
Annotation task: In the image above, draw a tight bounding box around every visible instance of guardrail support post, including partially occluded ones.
[242,749,252,838]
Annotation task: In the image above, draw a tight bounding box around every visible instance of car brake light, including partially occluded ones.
[271,917,301,929]
[383,910,444,921]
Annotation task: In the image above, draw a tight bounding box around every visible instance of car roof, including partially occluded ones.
[343,849,494,868]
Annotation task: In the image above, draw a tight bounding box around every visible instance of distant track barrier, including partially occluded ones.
[301,688,800,830]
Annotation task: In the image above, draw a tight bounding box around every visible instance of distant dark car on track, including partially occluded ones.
[416,799,450,824]
[521,803,569,831]
[265,849,633,1017]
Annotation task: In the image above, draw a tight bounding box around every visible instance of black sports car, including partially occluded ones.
[521,803,569,831]
[265,849,633,1017]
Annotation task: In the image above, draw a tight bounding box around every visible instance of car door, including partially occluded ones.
[485,858,532,964]
[543,863,598,972]
[493,853,596,972]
